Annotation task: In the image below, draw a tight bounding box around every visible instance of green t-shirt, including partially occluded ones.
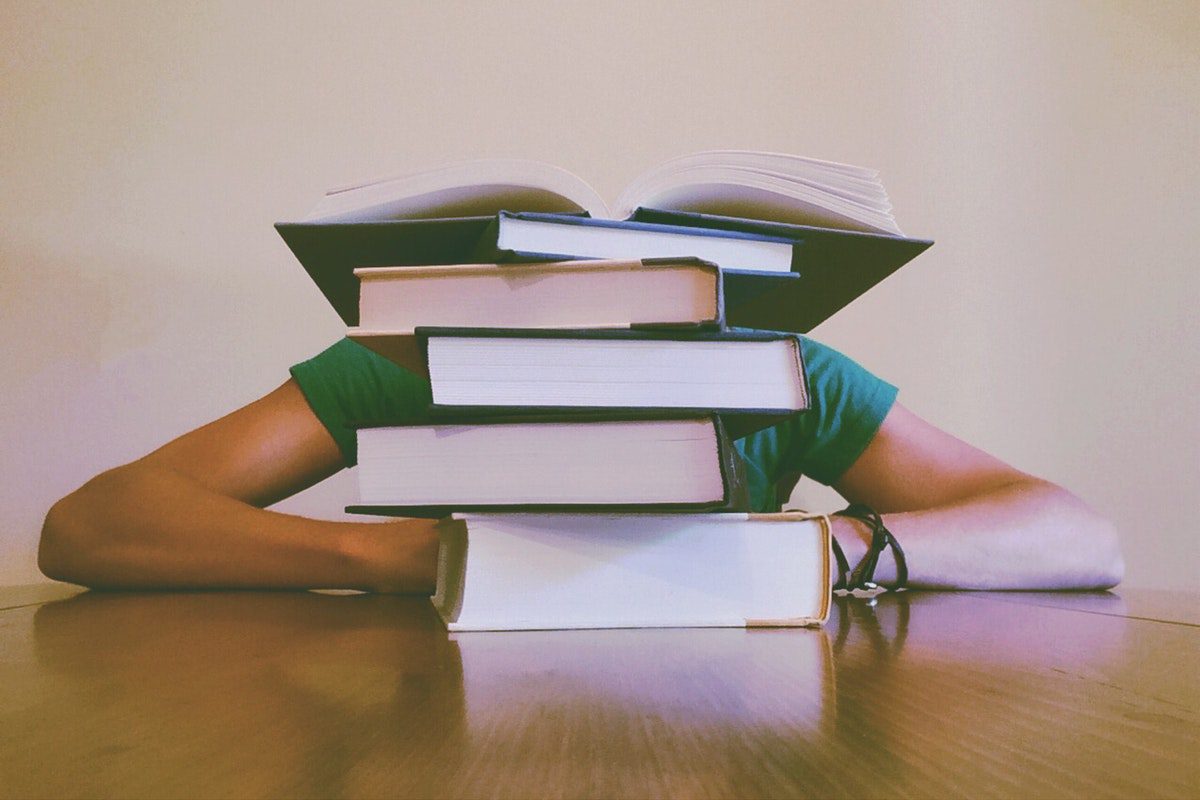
[289,337,897,512]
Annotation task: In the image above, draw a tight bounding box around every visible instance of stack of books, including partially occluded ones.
[278,152,933,631]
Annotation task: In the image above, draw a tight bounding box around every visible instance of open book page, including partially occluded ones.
[622,150,885,198]
[305,159,609,223]
[300,152,902,234]
[615,158,901,234]
[628,179,901,235]
[652,150,881,179]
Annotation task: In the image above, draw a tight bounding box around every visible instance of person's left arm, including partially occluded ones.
[830,403,1123,590]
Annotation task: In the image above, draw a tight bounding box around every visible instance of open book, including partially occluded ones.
[303,150,903,236]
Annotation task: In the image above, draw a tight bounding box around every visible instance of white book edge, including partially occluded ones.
[432,512,833,632]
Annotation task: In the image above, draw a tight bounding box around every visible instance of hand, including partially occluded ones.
[351,518,442,594]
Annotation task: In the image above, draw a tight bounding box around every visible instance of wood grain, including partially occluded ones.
[0,588,1195,799]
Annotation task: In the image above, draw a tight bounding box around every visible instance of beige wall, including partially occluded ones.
[3,1,1197,589]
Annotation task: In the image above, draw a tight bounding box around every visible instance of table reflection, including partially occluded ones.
[27,591,466,798]
[14,587,1192,799]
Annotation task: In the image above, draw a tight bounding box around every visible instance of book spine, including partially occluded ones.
[466,215,503,263]
[711,414,751,513]
[346,500,750,518]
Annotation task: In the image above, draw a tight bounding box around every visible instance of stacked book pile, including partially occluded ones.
[278,152,932,631]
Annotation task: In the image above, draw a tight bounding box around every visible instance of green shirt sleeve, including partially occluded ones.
[736,336,898,509]
[289,338,432,467]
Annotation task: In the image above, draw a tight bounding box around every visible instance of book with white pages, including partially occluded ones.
[348,327,809,440]
[350,257,723,335]
[301,150,902,235]
[430,511,835,631]
[348,414,751,517]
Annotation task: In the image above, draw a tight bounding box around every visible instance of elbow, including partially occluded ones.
[1068,491,1124,590]
[1092,514,1125,590]
[1022,479,1125,590]
[38,470,129,586]
[1053,482,1125,590]
[39,491,86,584]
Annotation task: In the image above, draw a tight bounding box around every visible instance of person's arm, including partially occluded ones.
[829,403,1123,590]
[38,379,438,593]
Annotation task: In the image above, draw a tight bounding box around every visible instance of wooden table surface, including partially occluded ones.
[1,583,1196,799]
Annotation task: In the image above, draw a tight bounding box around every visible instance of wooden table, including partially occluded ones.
[1,584,1196,799]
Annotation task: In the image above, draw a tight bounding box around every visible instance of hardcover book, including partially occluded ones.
[431,511,835,631]
[347,327,808,439]
[348,414,749,517]
[470,211,797,274]
[353,257,724,333]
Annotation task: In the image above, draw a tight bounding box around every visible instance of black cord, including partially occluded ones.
[830,536,852,591]
[833,503,908,591]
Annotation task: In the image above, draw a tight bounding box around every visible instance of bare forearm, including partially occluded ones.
[39,465,438,592]
[834,479,1124,590]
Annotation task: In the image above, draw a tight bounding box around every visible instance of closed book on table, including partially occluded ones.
[352,257,723,333]
[432,511,834,631]
[349,327,808,439]
[348,414,749,517]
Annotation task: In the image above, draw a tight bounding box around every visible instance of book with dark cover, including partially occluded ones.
[631,208,934,332]
[348,326,809,440]
[276,212,929,334]
[346,413,751,517]
[469,211,798,276]
[276,217,490,327]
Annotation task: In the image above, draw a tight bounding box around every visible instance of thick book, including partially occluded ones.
[352,257,723,333]
[348,414,749,517]
[298,151,902,234]
[275,151,932,334]
[347,327,809,439]
[431,511,835,630]
[471,210,798,274]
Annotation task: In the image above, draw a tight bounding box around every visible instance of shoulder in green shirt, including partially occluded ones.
[289,336,897,513]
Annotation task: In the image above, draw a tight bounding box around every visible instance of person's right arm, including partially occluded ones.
[38,379,439,593]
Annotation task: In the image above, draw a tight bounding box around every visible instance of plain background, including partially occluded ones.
[2,1,1196,589]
